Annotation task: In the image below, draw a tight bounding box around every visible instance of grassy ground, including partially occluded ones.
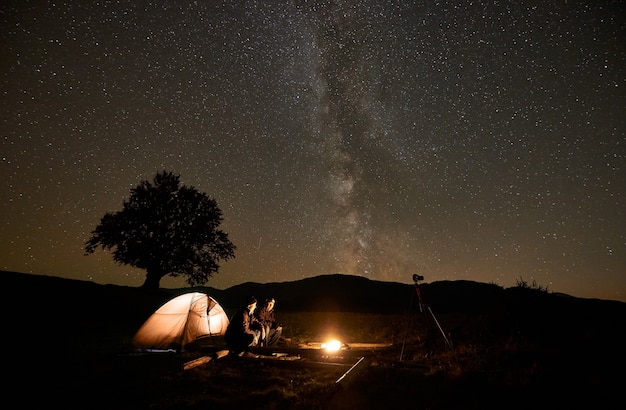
[12,309,621,410]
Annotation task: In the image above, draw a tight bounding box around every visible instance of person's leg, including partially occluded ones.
[263,325,270,346]
[249,330,260,347]
[267,326,282,346]
[228,335,248,356]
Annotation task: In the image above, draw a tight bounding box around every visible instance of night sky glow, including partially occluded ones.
[1,1,624,301]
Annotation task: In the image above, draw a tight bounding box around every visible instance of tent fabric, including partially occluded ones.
[132,292,229,350]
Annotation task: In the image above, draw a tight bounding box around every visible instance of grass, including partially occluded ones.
[85,310,617,409]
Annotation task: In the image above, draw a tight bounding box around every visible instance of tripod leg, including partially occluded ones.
[428,306,453,350]
[416,286,425,313]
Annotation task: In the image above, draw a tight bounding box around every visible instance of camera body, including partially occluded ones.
[412,274,424,283]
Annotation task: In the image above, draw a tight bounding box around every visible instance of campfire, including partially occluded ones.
[321,339,344,352]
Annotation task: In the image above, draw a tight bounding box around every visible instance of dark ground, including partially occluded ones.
[5,270,626,409]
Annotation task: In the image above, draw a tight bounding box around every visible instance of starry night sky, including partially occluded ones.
[2,1,624,301]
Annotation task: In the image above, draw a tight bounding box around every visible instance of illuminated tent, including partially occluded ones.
[132,292,229,351]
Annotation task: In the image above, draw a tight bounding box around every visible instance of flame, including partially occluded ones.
[321,339,342,352]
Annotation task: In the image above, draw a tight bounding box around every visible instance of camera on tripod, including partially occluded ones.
[401,273,454,358]
[412,274,424,283]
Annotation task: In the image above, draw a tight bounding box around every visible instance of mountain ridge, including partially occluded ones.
[6,269,624,317]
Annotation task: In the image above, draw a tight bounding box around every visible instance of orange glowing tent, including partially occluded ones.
[132,292,229,351]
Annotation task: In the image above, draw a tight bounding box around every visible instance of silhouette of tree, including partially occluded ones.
[85,170,236,289]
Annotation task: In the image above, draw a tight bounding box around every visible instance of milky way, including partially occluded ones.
[1,1,624,301]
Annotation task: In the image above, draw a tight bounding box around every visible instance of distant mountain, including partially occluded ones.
[7,269,623,317]
[215,273,416,313]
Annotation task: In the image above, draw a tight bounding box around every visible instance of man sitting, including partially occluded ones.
[224,295,262,356]
[255,297,283,347]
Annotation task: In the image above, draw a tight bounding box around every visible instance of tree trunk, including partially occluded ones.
[141,269,163,289]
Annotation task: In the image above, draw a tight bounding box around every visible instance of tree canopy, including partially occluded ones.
[85,170,236,289]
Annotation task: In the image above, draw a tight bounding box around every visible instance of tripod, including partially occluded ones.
[400,274,453,361]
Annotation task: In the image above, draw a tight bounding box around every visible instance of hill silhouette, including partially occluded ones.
[11,268,624,315]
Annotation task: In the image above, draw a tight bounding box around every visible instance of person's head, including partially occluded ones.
[266,297,275,310]
[245,295,257,312]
